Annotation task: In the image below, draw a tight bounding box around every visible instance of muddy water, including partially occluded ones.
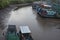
[8,6,60,40]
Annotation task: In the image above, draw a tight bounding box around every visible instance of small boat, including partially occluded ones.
[4,25,19,40]
[19,26,33,40]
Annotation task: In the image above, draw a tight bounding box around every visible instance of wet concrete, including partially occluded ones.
[7,6,60,40]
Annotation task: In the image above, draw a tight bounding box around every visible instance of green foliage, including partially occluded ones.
[0,0,9,9]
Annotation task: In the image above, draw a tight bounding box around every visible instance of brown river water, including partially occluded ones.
[0,6,60,40]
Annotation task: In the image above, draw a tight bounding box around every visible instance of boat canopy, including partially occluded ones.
[19,26,31,33]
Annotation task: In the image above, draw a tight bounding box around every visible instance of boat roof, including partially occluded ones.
[41,4,51,7]
[44,5,51,7]
[19,26,31,33]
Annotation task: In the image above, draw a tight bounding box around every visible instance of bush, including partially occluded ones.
[0,0,9,9]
